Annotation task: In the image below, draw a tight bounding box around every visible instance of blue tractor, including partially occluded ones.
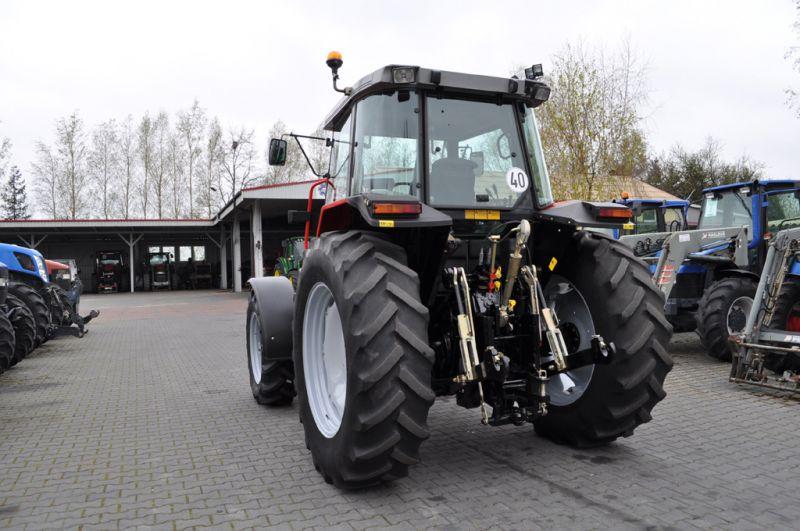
[0,262,18,373]
[0,244,52,348]
[0,243,100,347]
[635,179,800,360]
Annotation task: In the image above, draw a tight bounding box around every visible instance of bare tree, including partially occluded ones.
[31,141,61,218]
[168,131,185,218]
[56,113,88,219]
[787,0,800,116]
[536,39,649,199]
[137,113,154,218]
[119,115,137,219]
[0,130,10,183]
[218,127,256,203]
[176,100,206,217]
[195,117,223,218]
[151,112,170,218]
[88,119,119,218]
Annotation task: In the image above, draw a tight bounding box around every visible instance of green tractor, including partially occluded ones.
[246,54,673,489]
[273,236,305,286]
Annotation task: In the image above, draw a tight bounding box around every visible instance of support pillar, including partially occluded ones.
[252,201,263,278]
[117,233,142,293]
[220,225,228,290]
[233,215,242,293]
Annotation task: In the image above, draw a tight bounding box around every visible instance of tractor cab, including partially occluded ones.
[614,196,690,236]
[269,60,633,249]
[699,179,800,267]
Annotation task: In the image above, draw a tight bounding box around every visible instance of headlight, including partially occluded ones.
[34,256,47,281]
[392,67,416,84]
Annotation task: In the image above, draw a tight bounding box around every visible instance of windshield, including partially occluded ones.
[766,190,800,232]
[426,97,533,209]
[699,189,753,239]
[150,254,168,265]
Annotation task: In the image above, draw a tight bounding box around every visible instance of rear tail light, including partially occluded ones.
[370,201,422,216]
[597,207,632,219]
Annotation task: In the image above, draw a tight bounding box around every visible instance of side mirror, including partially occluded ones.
[268,138,288,166]
[287,210,311,224]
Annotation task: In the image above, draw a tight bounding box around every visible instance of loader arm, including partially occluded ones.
[650,227,750,300]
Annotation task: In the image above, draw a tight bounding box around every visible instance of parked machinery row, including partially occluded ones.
[0,243,99,375]
[94,250,214,293]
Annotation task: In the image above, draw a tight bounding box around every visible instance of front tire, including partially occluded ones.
[8,283,50,346]
[696,277,757,361]
[533,231,673,447]
[5,294,37,363]
[246,293,295,406]
[293,231,434,489]
[0,313,14,372]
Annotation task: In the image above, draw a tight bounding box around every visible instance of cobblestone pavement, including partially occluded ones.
[1,291,798,530]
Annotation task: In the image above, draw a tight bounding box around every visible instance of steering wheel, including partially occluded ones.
[497,133,512,160]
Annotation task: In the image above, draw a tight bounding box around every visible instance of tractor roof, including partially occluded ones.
[619,198,689,207]
[323,65,550,131]
[703,179,800,194]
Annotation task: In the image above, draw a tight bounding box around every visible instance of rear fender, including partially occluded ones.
[249,276,294,361]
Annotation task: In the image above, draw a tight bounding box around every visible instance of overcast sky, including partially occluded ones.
[1,0,799,188]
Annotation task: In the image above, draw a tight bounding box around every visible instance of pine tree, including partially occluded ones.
[1,166,31,219]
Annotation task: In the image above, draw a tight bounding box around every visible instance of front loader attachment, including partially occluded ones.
[730,227,800,394]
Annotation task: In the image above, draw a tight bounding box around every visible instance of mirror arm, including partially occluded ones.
[288,133,325,178]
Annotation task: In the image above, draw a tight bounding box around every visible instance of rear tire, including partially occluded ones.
[533,231,673,447]
[5,294,37,364]
[0,313,14,372]
[246,293,295,406]
[696,277,757,361]
[293,231,434,489]
[8,283,50,346]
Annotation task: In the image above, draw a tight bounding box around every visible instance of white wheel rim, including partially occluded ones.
[727,296,753,335]
[544,275,596,407]
[303,282,347,438]
[249,311,263,384]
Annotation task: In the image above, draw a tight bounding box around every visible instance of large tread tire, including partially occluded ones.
[696,277,758,361]
[293,231,434,489]
[246,294,295,406]
[0,313,14,372]
[8,283,50,346]
[534,231,673,447]
[764,281,800,373]
[5,294,37,364]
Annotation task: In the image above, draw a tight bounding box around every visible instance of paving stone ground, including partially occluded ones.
[0,290,798,530]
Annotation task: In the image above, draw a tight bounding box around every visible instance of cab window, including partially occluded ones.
[766,191,800,232]
[663,206,685,232]
[634,208,659,234]
[351,92,420,198]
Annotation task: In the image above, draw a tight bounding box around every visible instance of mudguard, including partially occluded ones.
[249,276,294,361]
